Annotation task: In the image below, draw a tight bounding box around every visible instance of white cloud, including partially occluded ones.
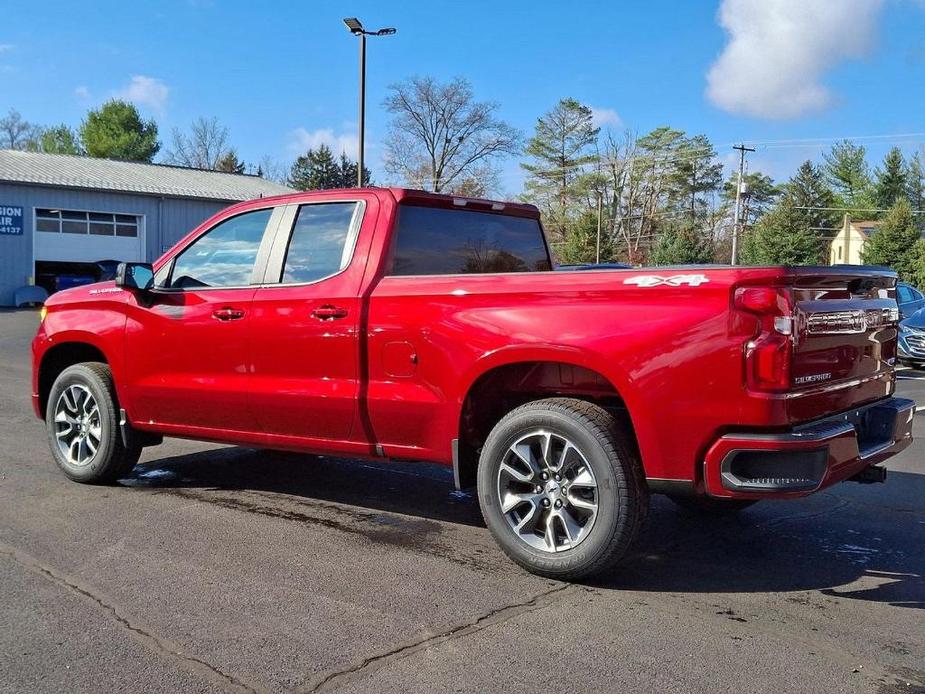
[289,127,359,158]
[706,0,885,119]
[590,106,622,129]
[114,75,169,113]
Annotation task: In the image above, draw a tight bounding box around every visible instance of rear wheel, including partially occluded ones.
[45,363,141,484]
[667,495,757,515]
[477,398,648,580]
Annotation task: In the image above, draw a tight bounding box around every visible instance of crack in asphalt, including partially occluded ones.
[300,583,574,693]
[0,540,265,694]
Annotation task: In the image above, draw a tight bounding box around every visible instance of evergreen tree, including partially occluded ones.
[874,147,909,210]
[288,146,370,190]
[336,152,371,187]
[861,197,920,280]
[906,152,924,227]
[722,171,780,225]
[522,98,599,242]
[287,145,339,190]
[667,134,723,226]
[649,222,714,265]
[79,100,160,162]
[29,125,82,155]
[786,161,839,232]
[822,140,871,201]
[215,151,246,174]
[558,209,613,264]
[739,195,823,266]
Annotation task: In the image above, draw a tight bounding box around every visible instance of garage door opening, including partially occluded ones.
[33,207,144,294]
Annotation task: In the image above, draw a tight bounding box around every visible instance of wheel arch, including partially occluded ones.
[454,351,642,489]
[37,339,111,419]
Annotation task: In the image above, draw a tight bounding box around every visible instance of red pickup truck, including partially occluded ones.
[32,187,914,579]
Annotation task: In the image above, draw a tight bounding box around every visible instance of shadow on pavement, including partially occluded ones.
[125,448,924,606]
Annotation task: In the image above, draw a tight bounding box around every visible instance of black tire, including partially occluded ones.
[477,398,648,580]
[667,495,757,515]
[45,362,141,484]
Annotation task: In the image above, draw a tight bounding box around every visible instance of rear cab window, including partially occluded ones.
[388,205,552,276]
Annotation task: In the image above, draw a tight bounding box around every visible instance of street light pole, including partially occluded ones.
[343,18,396,188]
[358,33,366,188]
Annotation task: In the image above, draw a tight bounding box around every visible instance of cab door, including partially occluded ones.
[124,206,280,433]
[248,197,377,445]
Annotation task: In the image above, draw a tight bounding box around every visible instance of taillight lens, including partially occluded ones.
[735,286,794,393]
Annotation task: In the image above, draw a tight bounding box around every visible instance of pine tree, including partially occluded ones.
[822,140,871,201]
[906,152,924,228]
[29,125,82,155]
[287,145,340,190]
[215,151,246,174]
[874,147,909,210]
[336,152,371,188]
[667,134,723,226]
[786,161,839,232]
[649,222,714,265]
[739,195,823,266]
[861,197,920,280]
[522,98,599,243]
[558,209,613,264]
[721,171,780,225]
[79,100,160,162]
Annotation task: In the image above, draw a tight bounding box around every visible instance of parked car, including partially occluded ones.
[31,188,913,580]
[898,307,925,368]
[897,281,925,318]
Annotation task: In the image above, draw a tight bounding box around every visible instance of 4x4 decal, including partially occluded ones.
[623,274,710,288]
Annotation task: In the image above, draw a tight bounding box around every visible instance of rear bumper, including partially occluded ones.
[703,397,915,498]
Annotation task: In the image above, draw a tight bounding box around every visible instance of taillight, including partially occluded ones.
[735,286,794,393]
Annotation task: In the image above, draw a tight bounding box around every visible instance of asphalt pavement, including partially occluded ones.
[1,308,923,694]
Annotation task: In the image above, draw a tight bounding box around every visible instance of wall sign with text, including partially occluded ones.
[0,206,24,235]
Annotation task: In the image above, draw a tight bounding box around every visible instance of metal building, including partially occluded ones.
[0,149,293,306]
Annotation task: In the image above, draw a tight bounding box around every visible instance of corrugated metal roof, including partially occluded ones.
[0,149,294,202]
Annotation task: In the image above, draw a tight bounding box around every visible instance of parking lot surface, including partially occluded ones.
[1,308,923,693]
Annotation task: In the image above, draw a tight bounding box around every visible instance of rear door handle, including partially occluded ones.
[212,307,246,321]
[311,305,349,320]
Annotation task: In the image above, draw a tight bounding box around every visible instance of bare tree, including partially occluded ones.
[383,76,521,193]
[166,116,233,169]
[0,109,38,150]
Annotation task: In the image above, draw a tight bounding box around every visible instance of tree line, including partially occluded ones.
[5,77,924,282]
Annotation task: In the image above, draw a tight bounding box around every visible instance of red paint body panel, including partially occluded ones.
[31,187,909,499]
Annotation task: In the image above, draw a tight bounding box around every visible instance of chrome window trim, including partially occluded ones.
[260,199,366,289]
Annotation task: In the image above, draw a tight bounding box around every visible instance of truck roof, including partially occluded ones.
[239,186,542,219]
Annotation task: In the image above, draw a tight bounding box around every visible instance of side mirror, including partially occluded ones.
[115,262,154,291]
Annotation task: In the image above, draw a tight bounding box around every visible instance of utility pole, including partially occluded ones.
[596,191,603,264]
[730,144,755,265]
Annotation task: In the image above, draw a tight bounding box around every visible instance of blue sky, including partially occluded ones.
[3,0,925,193]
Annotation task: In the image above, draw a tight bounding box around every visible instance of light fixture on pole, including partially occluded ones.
[343,18,396,187]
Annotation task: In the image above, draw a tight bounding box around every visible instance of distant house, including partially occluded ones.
[828,214,881,265]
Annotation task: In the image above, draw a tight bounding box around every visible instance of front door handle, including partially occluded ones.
[311,305,348,320]
[212,307,246,321]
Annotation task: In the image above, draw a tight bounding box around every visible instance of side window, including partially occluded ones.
[167,208,272,289]
[898,285,913,303]
[389,205,552,276]
[913,287,924,301]
[279,202,360,284]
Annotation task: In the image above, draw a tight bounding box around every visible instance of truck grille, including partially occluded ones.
[906,331,925,355]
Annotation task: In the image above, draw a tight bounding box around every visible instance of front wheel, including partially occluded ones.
[477,398,648,580]
[45,362,141,484]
